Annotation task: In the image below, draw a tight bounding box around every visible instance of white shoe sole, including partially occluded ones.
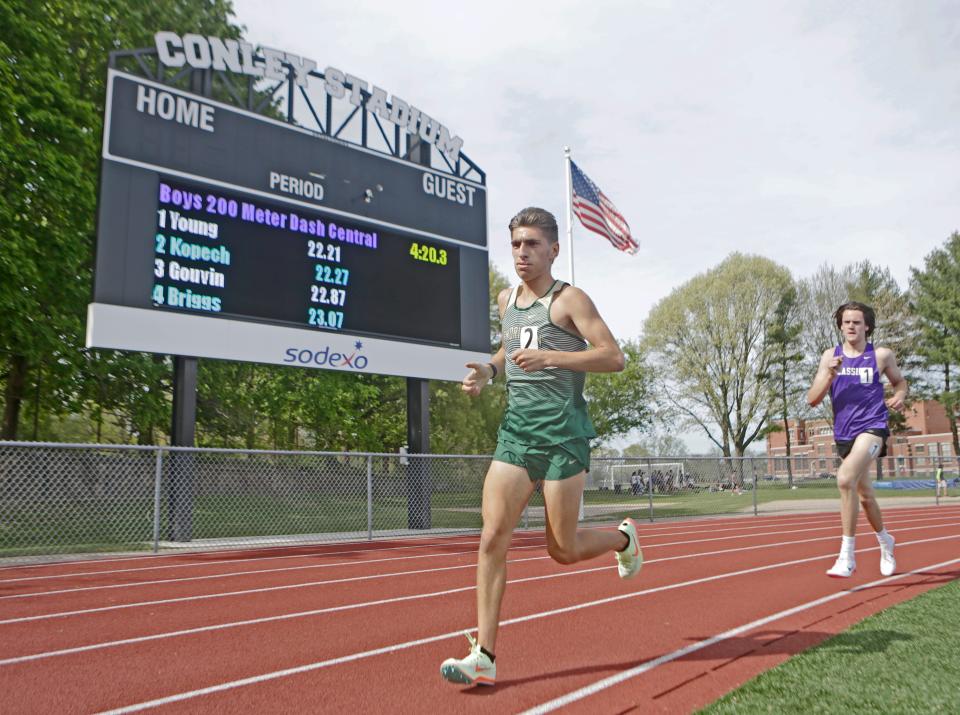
[879,536,895,576]
[826,562,856,578]
[440,662,495,686]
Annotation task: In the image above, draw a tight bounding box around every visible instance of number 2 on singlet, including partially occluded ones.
[520,326,539,350]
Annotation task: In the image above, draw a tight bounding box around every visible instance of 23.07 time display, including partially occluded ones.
[149,179,463,346]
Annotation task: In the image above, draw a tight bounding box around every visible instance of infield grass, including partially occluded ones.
[700,576,960,714]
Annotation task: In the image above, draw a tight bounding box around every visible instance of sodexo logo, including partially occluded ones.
[283,341,369,371]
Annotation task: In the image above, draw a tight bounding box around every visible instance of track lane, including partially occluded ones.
[1,519,957,713]
[1,507,954,627]
[2,510,954,624]
[4,507,953,598]
[91,537,960,714]
[2,515,957,655]
[523,558,960,713]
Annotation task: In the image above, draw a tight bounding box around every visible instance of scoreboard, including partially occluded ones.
[88,71,490,381]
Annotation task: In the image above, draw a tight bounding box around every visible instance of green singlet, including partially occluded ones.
[498,280,596,447]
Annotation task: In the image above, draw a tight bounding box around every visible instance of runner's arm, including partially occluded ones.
[807,349,841,407]
[877,347,908,410]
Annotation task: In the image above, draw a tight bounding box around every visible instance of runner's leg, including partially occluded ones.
[836,433,883,536]
[855,461,885,532]
[541,472,628,564]
[477,460,537,653]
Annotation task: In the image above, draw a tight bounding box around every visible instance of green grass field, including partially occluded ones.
[700,577,960,713]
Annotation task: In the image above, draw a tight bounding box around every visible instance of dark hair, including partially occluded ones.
[508,207,559,244]
[834,301,876,337]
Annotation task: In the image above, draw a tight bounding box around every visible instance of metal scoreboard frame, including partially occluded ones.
[88,40,490,382]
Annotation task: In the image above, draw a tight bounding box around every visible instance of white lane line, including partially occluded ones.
[630,504,957,535]
[520,554,960,714]
[0,513,834,583]
[629,505,960,538]
[0,530,517,575]
[0,540,453,572]
[0,533,537,584]
[0,548,486,599]
[89,536,960,715]
[639,508,960,536]
[4,533,958,668]
[0,555,543,625]
[637,512,953,549]
[5,519,958,624]
[2,512,955,601]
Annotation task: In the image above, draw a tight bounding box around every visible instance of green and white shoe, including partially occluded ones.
[616,517,643,579]
[440,632,496,686]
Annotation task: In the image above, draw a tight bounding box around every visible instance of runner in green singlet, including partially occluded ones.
[440,207,643,687]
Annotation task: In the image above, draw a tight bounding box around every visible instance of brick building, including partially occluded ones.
[766,399,958,478]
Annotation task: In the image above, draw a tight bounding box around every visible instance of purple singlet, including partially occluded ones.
[829,343,888,441]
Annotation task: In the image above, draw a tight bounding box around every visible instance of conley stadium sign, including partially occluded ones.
[154,31,465,164]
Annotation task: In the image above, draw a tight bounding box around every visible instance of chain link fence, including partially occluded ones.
[0,443,951,563]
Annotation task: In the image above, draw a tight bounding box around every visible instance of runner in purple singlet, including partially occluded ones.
[807,302,908,578]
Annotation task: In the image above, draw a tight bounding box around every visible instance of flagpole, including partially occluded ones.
[565,146,585,523]
[563,146,575,287]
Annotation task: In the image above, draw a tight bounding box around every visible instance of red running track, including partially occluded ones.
[0,504,958,713]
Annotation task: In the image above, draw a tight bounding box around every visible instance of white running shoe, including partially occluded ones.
[440,633,496,686]
[826,558,856,578]
[879,535,896,576]
[616,518,643,579]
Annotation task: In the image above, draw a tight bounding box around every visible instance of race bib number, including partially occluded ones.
[520,326,539,350]
[859,367,873,384]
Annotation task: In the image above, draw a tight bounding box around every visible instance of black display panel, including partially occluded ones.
[148,178,462,346]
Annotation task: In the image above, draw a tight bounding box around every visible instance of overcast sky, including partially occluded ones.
[231,0,959,450]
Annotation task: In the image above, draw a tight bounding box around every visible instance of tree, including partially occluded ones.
[196,361,268,449]
[643,253,793,457]
[761,284,804,486]
[795,264,848,424]
[846,262,915,368]
[585,340,654,446]
[78,350,171,444]
[0,1,99,437]
[0,1,246,439]
[621,433,689,458]
[909,232,960,464]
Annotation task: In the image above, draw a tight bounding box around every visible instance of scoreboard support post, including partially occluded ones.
[406,136,433,530]
[169,355,197,541]
[164,66,209,543]
[406,377,431,530]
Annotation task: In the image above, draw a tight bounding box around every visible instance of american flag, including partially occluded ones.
[570,160,638,254]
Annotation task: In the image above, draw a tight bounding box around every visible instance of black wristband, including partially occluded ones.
[487,362,498,379]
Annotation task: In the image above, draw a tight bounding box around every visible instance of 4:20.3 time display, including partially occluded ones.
[409,241,448,266]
